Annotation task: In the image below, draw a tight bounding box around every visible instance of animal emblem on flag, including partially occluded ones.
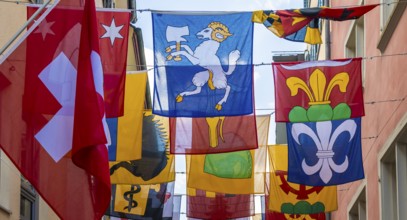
[287,118,364,186]
[167,22,240,111]
[273,58,364,122]
[109,111,172,183]
[152,12,253,117]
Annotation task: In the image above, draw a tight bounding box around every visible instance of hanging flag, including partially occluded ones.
[187,146,266,194]
[170,114,258,154]
[27,6,131,118]
[110,111,175,184]
[107,72,147,161]
[256,114,271,146]
[262,195,326,220]
[252,4,379,44]
[0,71,10,90]
[96,9,130,117]
[286,118,364,186]
[265,209,326,220]
[268,145,337,215]
[0,0,110,219]
[187,188,254,219]
[152,12,254,117]
[273,58,364,122]
[106,182,175,219]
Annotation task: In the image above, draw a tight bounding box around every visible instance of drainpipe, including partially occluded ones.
[325,0,331,59]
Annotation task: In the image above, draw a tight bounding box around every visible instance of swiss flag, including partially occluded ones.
[0,0,110,219]
[27,6,131,118]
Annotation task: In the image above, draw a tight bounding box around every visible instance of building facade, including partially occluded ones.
[327,1,407,220]
[0,0,143,219]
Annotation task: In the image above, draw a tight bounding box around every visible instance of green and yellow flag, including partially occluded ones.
[187,145,266,194]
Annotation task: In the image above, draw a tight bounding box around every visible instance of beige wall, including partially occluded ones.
[0,2,26,56]
[329,0,407,219]
[0,152,20,220]
[0,2,26,219]
[113,0,128,9]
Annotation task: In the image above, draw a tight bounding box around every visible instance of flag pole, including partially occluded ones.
[0,0,52,58]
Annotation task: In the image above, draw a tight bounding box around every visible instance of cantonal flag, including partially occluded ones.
[107,72,147,161]
[273,58,364,122]
[261,195,327,220]
[109,111,175,185]
[286,118,364,186]
[268,145,337,214]
[0,0,110,219]
[187,145,266,194]
[96,9,130,117]
[152,12,254,117]
[170,114,258,154]
[252,4,378,44]
[187,188,254,219]
[106,182,175,219]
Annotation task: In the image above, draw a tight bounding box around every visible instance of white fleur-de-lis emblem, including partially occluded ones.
[291,119,357,183]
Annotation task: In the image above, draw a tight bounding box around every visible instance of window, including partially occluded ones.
[20,178,38,220]
[103,0,114,8]
[382,0,397,29]
[345,17,365,87]
[20,195,33,220]
[380,142,407,220]
[378,0,407,52]
[345,18,364,58]
[29,0,43,3]
[348,186,366,220]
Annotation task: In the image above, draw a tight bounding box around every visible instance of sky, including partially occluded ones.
[134,0,306,218]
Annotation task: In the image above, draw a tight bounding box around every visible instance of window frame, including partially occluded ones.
[377,0,407,52]
[344,16,365,88]
[20,178,39,220]
[347,180,367,220]
[378,113,407,220]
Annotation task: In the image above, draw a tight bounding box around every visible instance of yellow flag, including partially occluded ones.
[114,184,152,215]
[256,114,271,146]
[268,145,338,214]
[112,182,174,218]
[109,72,147,161]
[110,111,175,184]
[187,145,266,194]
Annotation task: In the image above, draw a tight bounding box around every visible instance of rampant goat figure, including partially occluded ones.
[167,22,241,111]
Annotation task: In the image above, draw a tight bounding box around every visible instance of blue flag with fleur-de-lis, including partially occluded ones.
[152,12,254,117]
[286,117,364,186]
